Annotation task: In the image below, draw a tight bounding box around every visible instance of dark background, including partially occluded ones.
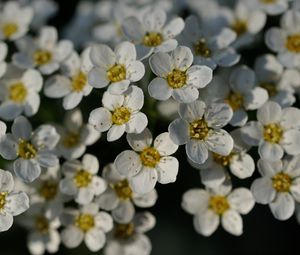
[1,0,300,255]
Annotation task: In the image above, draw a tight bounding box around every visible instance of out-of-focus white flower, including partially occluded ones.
[115,129,179,194]
[105,212,155,255]
[13,26,73,75]
[56,109,100,160]
[61,203,113,252]
[89,86,148,142]
[246,0,289,16]
[60,154,107,205]
[44,47,93,110]
[0,66,43,121]
[0,169,30,232]
[251,157,300,220]
[0,1,33,41]
[122,8,184,59]
[88,41,145,94]
[0,41,7,78]
[182,181,255,236]
[169,100,233,164]
[0,120,7,137]
[96,163,157,224]
[0,116,60,182]
[157,98,179,120]
[148,46,212,103]
[241,101,300,161]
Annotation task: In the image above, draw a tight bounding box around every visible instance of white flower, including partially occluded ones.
[61,203,113,252]
[251,157,300,220]
[148,46,212,103]
[13,26,73,74]
[122,7,184,59]
[182,181,255,236]
[0,1,33,41]
[246,0,288,16]
[0,67,43,121]
[0,41,7,78]
[96,163,157,224]
[265,10,300,68]
[60,154,107,205]
[44,47,93,110]
[88,41,145,94]
[115,128,179,194]
[89,86,148,142]
[0,169,29,232]
[56,109,100,160]
[180,15,240,69]
[241,101,300,161]
[168,100,233,164]
[105,212,155,255]
[0,116,60,182]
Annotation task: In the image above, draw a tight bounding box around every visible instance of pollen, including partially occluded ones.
[75,213,95,232]
[112,107,131,125]
[2,22,18,38]
[209,195,230,215]
[272,172,292,192]
[107,64,126,82]
[194,39,211,58]
[35,216,49,234]
[167,69,187,89]
[140,147,161,168]
[62,132,80,148]
[260,0,277,3]
[0,192,8,211]
[286,34,300,53]
[189,119,209,140]
[263,123,283,143]
[9,82,27,103]
[73,169,92,188]
[142,32,163,47]
[72,72,87,92]
[18,139,37,159]
[114,223,135,239]
[226,91,244,111]
[33,50,52,65]
[39,180,58,200]
[260,82,277,97]
[231,20,248,36]
[112,179,133,200]
[213,152,235,167]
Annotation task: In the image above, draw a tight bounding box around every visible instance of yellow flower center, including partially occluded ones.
[209,195,230,215]
[0,192,8,211]
[286,34,300,53]
[2,22,18,38]
[35,216,49,234]
[111,107,131,125]
[260,82,277,97]
[194,39,211,58]
[260,0,277,4]
[33,50,52,65]
[226,91,244,111]
[62,132,80,148]
[263,123,283,143]
[114,223,135,239]
[140,147,161,168]
[9,82,27,103]
[167,69,187,89]
[39,180,58,200]
[75,214,95,232]
[272,172,292,192]
[143,32,163,47]
[112,179,133,200]
[231,20,248,36]
[189,119,210,140]
[107,64,126,82]
[72,72,87,92]
[213,152,235,167]
[18,139,37,159]
[73,169,92,188]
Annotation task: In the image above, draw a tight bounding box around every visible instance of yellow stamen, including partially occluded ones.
[143,32,163,47]
[112,179,133,200]
[33,50,52,65]
[272,172,292,192]
[209,195,230,215]
[189,119,209,140]
[107,64,126,82]
[18,139,37,159]
[140,147,161,168]
[111,107,131,125]
[167,69,187,89]
[9,82,27,103]
[75,214,95,232]
[73,169,92,188]
[263,123,283,143]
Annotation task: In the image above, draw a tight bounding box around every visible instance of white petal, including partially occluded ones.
[61,226,83,248]
[178,100,206,121]
[112,201,135,223]
[240,121,263,146]
[133,189,158,208]
[205,103,233,128]
[0,213,13,232]
[243,87,268,110]
[107,125,125,142]
[186,65,212,89]
[123,86,144,111]
[114,150,142,177]
[5,191,29,216]
[149,52,172,77]
[258,141,284,161]
[44,75,71,98]
[12,116,32,140]
[200,167,226,188]
[163,17,185,39]
[129,167,158,195]
[291,178,300,203]
[88,67,109,89]
[281,129,300,156]
[126,128,153,151]
[193,210,219,236]
[154,132,178,156]
[96,188,119,211]
[125,112,148,134]
[257,101,282,124]
[63,93,83,110]
[168,118,189,145]
[14,159,41,183]
[251,177,276,204]
[88,108,112,132]
[157,156,179,184]
[228,188,255,214]
[94,211,113,232]
[280,107,300,129]
[229,66,255,92]
[148,77,172,101]
[171,46,193,71]
[221,210,243,236]
[59,178,77,195]
[269,192,295,220]
[107,80,130,95]
[230,153,255,179]
[0,170,13,192]
[0,134,18,160]
[182,189,209,214]
[205,130,234,156]
[90,44,115,68]
[265,28,286,52]
[102,91,124,111]
[115,41,136,64]
[172,85,199,103]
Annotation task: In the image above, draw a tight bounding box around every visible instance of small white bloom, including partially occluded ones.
[61,203,113,252]
[241,101,300,161]
[148,46,212,103]
[60,154,107,205]
[182,181,255,236]
[88,41,145,94]
[251,157,300,220]
[89,86,148,142]
[169,100,233,164]
[0,116,60,182]
[115,128,179,194]
[0,169,29,232]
